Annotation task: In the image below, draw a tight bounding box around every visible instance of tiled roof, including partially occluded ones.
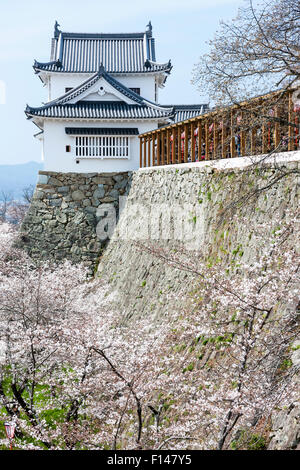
[25,102,174,120]
[33,23,172,75]
[171,105,210,123]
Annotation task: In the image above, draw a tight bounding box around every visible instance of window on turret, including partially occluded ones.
[75,136,129,158]
[129,88,140,95]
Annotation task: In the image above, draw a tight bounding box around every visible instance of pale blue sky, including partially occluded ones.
[0,0,242,165]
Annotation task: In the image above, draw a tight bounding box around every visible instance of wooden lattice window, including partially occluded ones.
[75,136,130,158]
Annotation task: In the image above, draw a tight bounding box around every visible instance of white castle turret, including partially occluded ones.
[26,22,208,173]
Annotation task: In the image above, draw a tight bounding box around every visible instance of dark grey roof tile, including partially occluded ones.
[34,27,172,75]
[26,102,174,120]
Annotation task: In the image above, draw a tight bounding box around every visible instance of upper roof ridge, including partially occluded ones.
[52,20,152,39]
[33,22,171,76]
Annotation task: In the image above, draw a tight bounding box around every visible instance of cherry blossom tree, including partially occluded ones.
[193,0,300,106]
[0,209,299,450]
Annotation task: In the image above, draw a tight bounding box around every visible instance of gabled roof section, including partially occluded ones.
[33,21,172,76]
[32,64,173,112]
[26,66,174,119]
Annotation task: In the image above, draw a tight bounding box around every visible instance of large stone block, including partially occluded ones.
[18,170,131,267]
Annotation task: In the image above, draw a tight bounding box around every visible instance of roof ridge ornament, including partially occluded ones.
[98,63,105,75]
[146,21,152,35]
[144,59,151,70]
[54,21,60,38]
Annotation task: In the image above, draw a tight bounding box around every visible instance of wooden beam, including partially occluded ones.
[161,130,165,165]
[197,121,202,161]
[172,128,176,164]
[205,121,209,160]
[230,110,236,158]
[152,134,156,166]
[166,129,170,164]
[147,136,151,167]
[240,112,246,156]
[221,115,226,159]
[191,122,195,162]
[213,120,217,159]
[177,126,182,163]
[262,107,267,154]
[157,133,161,166]
[184,124,189,162]
[143,138,147,167]
[274,105,280,149]
[139,138,143,168]
[251,125,256,156]
[288,91,295,151]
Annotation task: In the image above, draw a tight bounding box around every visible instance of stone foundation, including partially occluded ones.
[18,170,131,266]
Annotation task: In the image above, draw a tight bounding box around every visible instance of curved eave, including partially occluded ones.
[25,106,174,121]
[32,62,172,75]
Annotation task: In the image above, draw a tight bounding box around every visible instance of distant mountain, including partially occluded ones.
[0,161,43,200]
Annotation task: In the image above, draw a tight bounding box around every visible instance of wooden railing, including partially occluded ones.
[139,89,300,168]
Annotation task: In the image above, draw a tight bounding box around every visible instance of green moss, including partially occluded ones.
[279,359,293,370]
[174,343,187,353]
[183,362,195,373]
[230,430,267,450]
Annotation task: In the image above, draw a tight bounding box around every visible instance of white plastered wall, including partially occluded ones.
[43,120,157,173]
[48,73,156,102]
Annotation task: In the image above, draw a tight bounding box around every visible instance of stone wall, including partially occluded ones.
[97,157,300,319]
[19,170,131,266]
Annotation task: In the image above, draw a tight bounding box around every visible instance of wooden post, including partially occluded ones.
[221,115,226,159]
[157,132,161,166]
[262,107,267,154]
[161,130,165,165]
[147,136,151,167]
[166,129,170,164]
[230,110,236,158]
[251,125,256,155]
[152,133,155,166]
[143,137,147,167]
[213,120,218,159]
[172,128,176,164]
[205,120,209,160]
[184,124,189,162]
[274,105,280,149]
[140,137,143,168]
[177,126,181,163]
[240,112,246,156]
[197,121,202,161]
[288,91,295,151]
[191,122,195,162]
